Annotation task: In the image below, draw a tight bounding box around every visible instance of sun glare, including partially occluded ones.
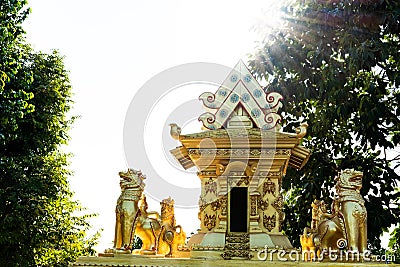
[253,0,286,36]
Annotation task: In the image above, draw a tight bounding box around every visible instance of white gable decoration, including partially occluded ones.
[198,60,283,130]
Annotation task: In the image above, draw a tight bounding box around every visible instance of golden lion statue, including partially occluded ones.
[302,169,367,254]
[114,169,148,250]
[157,197,186,257]
[113,169,186,256]
[300,228,318,261]
[335,169,367,252]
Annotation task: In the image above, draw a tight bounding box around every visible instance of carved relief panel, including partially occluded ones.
[263,213,277,232]
[257,174,284,233]
[263,178,276,196]
[204,214,217,231]
[198,194,226,232]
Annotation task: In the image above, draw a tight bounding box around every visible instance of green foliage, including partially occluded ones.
[0,1,99,266]
[0,0,30,74]
[388,191,400,263]
[388,225,400,263]
[249,0,400,250]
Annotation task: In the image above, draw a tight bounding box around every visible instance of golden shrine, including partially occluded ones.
[169,60,311,259]
[73,62,377,266]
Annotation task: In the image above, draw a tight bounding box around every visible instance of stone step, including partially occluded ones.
[221,232,252,260]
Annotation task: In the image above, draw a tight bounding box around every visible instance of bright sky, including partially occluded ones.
[23,0,284,250]
[23,0,392,252]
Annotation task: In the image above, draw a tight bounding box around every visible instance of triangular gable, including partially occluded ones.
[198,60,283,130]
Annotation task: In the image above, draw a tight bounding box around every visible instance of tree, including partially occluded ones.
[0,1,98,266]
[389,225,400,263]
[388,190,400,263]
[249,0,400,250]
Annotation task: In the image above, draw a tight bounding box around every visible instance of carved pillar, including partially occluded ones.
[215,175,228,232]
[216,194,228,232]
[249,192,262,233]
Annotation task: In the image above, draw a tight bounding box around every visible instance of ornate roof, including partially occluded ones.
[169,61,311,172]
[198,60,283,130]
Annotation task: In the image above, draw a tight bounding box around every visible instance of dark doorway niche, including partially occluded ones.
[229,187,248,232]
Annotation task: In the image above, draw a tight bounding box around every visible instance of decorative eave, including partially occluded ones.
[179,128,302,148]
[170,124,310,171]
[170,146,195,170]
[289,145,311,170]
